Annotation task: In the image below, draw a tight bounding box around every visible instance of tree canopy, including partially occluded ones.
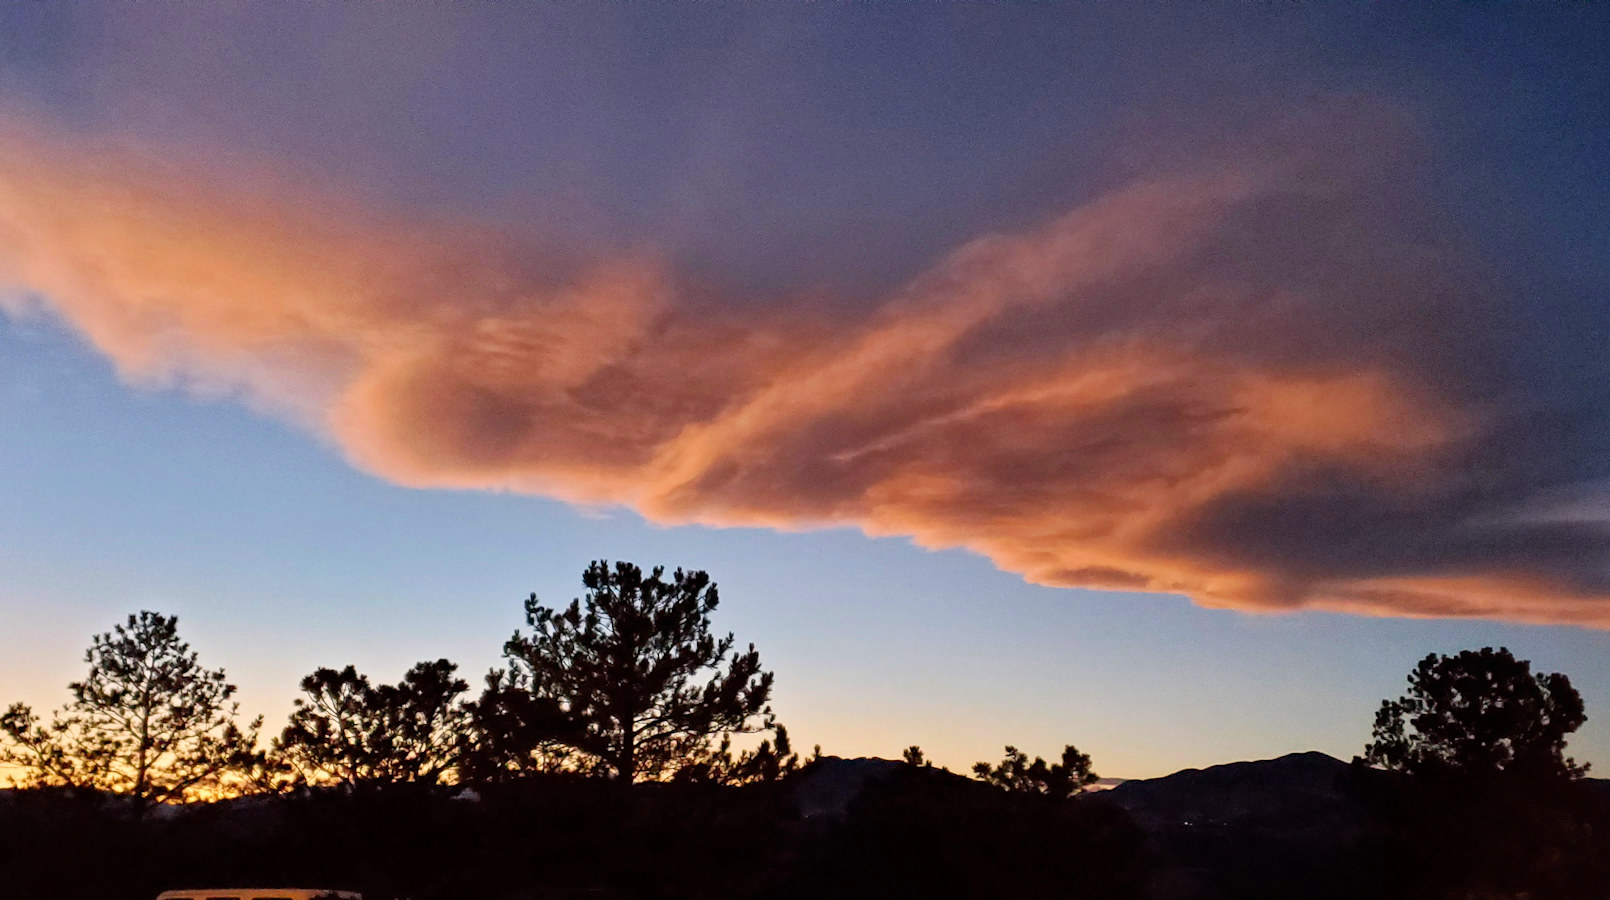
[497,560,776,781]
[276,659,470,787]
[1361,646,1587,781]
[459,666,581,782]
[0,611,260,817]
[973,744,1098,798]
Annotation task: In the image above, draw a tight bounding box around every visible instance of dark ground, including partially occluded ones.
[2,755,1607,900]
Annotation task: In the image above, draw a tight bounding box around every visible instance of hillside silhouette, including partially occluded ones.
[4,752,1609,900]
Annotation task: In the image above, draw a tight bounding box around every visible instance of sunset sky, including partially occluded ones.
[3,4,1609,779]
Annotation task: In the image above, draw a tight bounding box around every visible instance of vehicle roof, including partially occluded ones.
[155,890,361,900]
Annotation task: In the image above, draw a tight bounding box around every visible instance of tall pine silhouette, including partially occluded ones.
[498,561,775,781]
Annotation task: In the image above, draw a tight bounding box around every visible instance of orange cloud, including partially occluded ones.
[4,117,1608,625]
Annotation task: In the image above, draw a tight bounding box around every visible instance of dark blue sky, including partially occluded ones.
[6,5,1603,294]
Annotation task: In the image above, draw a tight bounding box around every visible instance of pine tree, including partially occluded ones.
[499,560,775,781]
[1362,646,1586,780]
[0,611,261,818]
[276,659,470,787]
[973,744,1097,798]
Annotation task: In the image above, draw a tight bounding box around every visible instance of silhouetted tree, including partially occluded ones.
[675,723,801,785]
[1354,648,1604,899]
[368,659,470,783]
[1360,646,1586,781]
[459,667,582,781]
[500,560,776,781]
[903,745,928,767]
[728,723,800,783]
[276,659,469,787]
[973,744,1097,798]
[0,611,261,819]
[276,665,369,787]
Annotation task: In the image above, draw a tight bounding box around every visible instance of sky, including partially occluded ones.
[1,4,1609,779]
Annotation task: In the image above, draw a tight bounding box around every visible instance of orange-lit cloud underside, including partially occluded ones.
[4,119,1608,626]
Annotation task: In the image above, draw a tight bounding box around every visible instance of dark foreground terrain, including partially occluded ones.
[3,754,1608,900]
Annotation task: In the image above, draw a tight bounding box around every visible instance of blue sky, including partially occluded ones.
[2,4,1609,778]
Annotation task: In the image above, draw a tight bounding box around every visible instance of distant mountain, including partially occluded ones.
[792,756,905,819]
[791,755,993,818]
[792,751,1359,827]
[1103,752,1367,900]
[1108,750,1354,833]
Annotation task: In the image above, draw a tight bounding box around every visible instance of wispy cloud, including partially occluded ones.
[4,110,1607,625]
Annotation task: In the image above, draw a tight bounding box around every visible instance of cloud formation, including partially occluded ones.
[3,114,1608,625]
